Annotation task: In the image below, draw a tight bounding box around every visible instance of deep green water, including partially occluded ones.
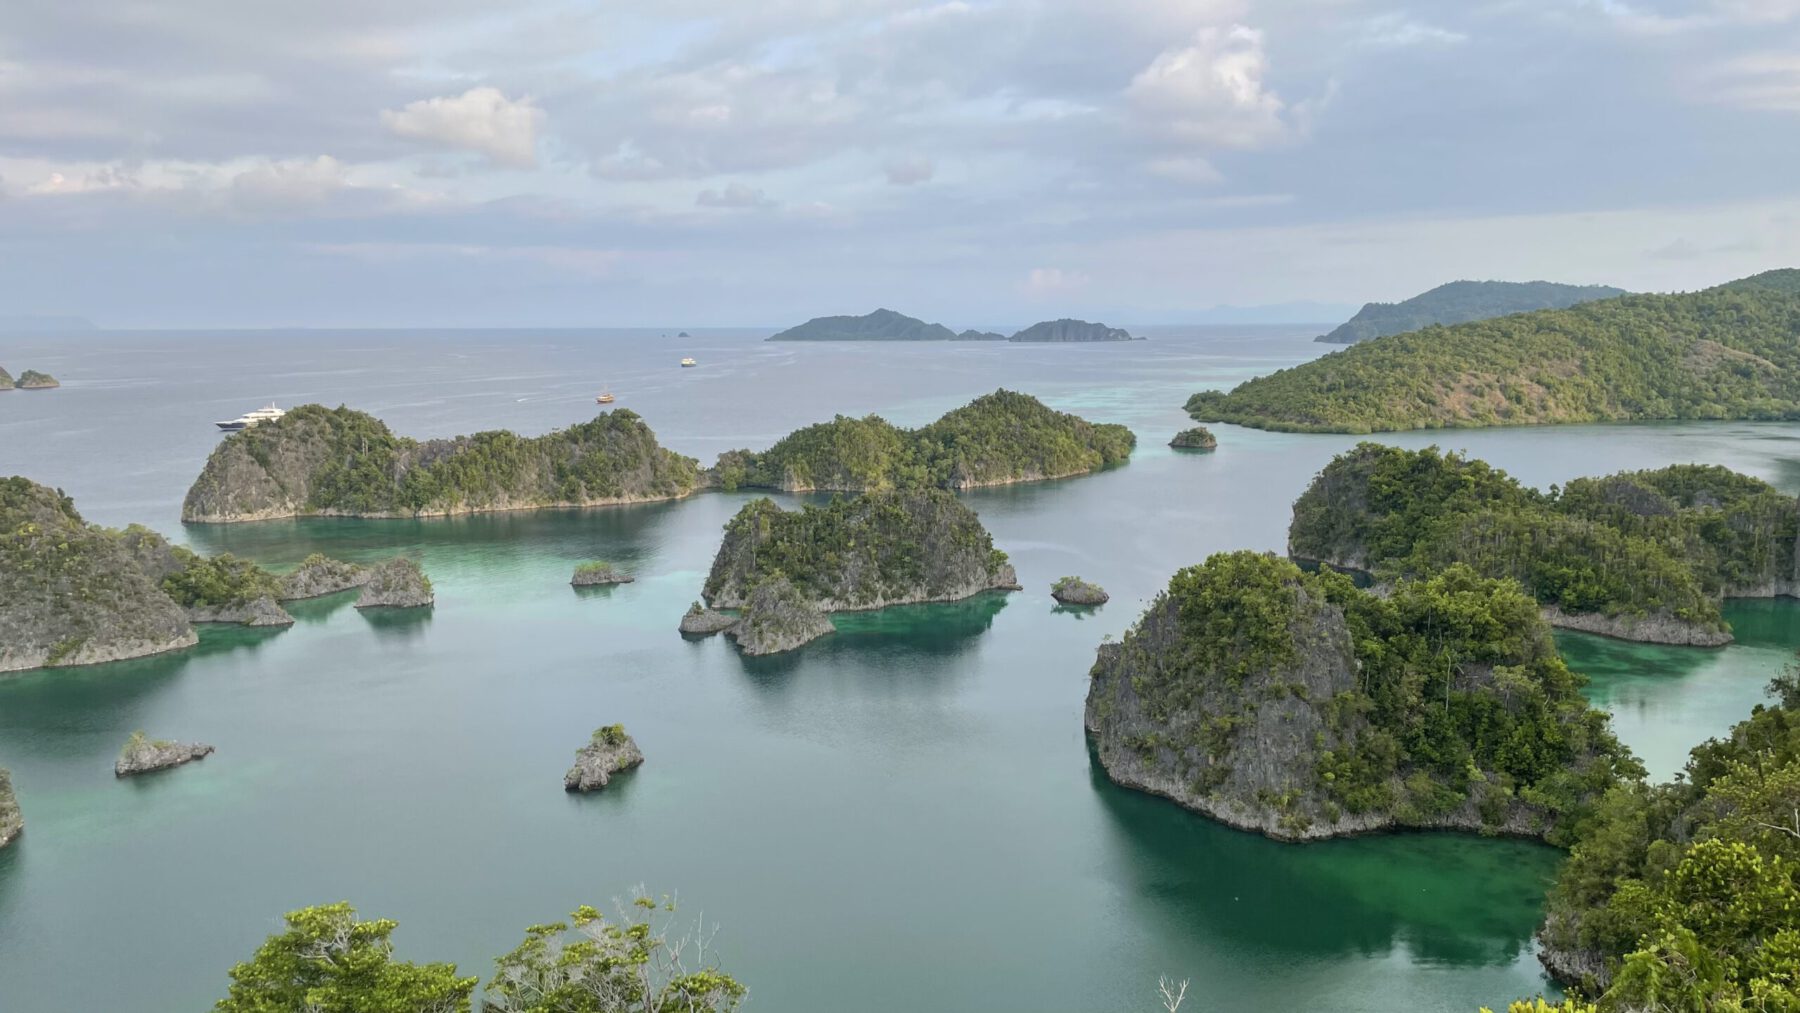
[1,328,1797,1012]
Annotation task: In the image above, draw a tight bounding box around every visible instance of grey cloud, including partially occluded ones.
[696,182,776,208]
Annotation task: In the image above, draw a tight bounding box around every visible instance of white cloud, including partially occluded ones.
[1358,13,1468,48]
[1023,267,1090,294]
[696,182,776,208]
[884,156,935,185]
[381,87,544,168]
[1126,25,1290,148]
[1705,51,1800,110]
[228,155,350,208]
[1146,155,1224,184]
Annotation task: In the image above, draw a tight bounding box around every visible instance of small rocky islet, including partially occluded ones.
[765,308,1138,343]
[1050,576,1108,605]
[570,561,634,587]
[1168,427,1216,451]
[355,558,433,609]
[115,732,215,777]
[563,725,644,792]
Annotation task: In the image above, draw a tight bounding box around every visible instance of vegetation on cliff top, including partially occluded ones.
[1188,270,1800,433]
[1316,279,1627,345]
[160,548,282,608]
[1289,445,1798,636]
[184,405,700,521]
[714,389,1134,492]
[703,490,1013,610]
[1526,666,1800,1010]
[215,895,746,1013]
[1101,552,1636,842]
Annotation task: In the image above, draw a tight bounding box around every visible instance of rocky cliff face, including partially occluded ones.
[182,405,700,523]
[1539,605,1732,646]
[279,555,369,599]
[0,477,197,673]
[1051,577,1108,605]
[564,726,645,791]
[571,562,634,586]
[679,603,739,636]
[0,769,21,848]
[1085,553,1630,843]
[1009,319,1138,342]
[115,734,214,776]
[703,490,1019,612]
[355,558,434,608]
[186,597,295,627]
[727,578,835,655]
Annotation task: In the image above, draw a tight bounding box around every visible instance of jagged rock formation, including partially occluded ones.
[768,308,958,342]
[279,554,369,599]
[186,596,295,627]
[563,725,645,791]
[181,405,700,523]
[0,769,21,848]
[115,733,214,777]
[0,477,197,672]
[570,561,634,586]
[1169,427,1217,450]
[355,558,434,609]
[678,603,739,636]
[1085,552,1634,843]
[16,370,59,389]
[712,389,1134,493]
[726,578,835,655]
[1051,576,1108,605]
[704,490,1019,612]
[1315,280,1628,344]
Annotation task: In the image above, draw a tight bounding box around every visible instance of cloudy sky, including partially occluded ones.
[2,0,1798,327]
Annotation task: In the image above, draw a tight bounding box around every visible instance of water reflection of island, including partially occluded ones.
[1087,755,1558,968]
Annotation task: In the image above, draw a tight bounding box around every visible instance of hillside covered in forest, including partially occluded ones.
[1315,280,1626,344]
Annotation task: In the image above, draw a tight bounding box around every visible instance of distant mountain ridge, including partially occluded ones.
[1315,280,1629,344]
[768,308,1139,342]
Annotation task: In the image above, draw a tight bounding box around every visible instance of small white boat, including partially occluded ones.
[680,357,697,368]
[595,389,616,404]
[216,404,285,431]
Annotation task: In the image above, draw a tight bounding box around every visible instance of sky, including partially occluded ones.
[2,0,1799,328]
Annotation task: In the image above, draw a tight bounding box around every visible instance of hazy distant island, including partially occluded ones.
[182,405,701,523]
[766,308,1139,343]
[698,490,1019,653]
[1188,268,1800,433]
[1085,551,1635,843]
[1289,444,1799,645]
[1315,280,1628,344]
[712,389,1134,493]
[15,370,59,389]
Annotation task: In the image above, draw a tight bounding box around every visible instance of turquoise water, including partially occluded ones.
[1,328,1797,1012]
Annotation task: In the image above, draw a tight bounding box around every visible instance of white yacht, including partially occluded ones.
[215,404,286,432]
[680,357,698,368]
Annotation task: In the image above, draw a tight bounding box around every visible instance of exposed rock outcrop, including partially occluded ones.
[678,603,738,636]
[0,768,21,848]
[182,405,700,523]
[571,561,634,586]
[186,596,295,627]
[563,725,645,791]
[0,477,197,673]
[355,558,434,609]
[279,554,369,599]
[703,490,1019,612]
[1051,576,1109,605]
[1169,427,1217,450]
[1540,605,1732,647]
[115,733,214,777]
[726,578,835,655]
[1085,552,1633,843]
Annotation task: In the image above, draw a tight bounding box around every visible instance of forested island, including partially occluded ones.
[696,490,1018,653]
[1085,552,1635,843]
[1289,445,1800,644]
[766,309,1138,342]
[16,370,58,389]
[1515,672,1800,1011]
[1188,269,1800,433]
[182,405,701,522]
[2,475,404,671]
[1315,280,1627,344]
[711,389,1134,492]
